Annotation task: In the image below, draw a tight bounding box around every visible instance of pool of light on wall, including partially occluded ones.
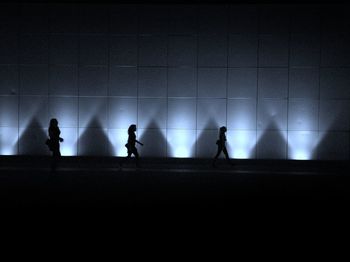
[0,110,333,159]
[288,131,318,160]
[227,130,256,159]
[59,128,78,156]
[0,127,18,155]
[167,129,196,158]
[108,129,128,157]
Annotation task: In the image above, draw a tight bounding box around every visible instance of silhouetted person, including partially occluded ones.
[121,124,143,168]
[47,118,63,173]
[212,126,233,167]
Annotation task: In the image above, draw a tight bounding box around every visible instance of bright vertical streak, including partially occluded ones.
[48,97,79,129]
[167,129,196,158]
[227,130,256,159]
[0,127,18,155]
[108,98,138,130]
[59,128,78,156]
[108,129,129,157]
[107,98,140,156]
[288,131,319,160]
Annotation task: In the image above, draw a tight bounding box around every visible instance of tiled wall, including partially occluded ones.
[0,3,349,159]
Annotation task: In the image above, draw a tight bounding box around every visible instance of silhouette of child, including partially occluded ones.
[212,126,233,167]
[121,124,143,167]
[47,118,64,172]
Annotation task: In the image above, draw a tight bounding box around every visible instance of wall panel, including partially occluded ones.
[0,3,348,159]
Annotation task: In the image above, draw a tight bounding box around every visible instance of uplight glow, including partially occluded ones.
[167,129,196,158]
[0,127,18,155]
[288,131,318,160]
[227,130,256,159]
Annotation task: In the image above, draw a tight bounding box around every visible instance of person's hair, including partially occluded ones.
[220,126,227,133]
[128,124,137,134]
[50,118,58,127]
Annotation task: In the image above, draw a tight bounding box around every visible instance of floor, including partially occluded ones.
[1,156,349,210]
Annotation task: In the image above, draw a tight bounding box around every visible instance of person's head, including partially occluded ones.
[220,126,227,133]
[50,118,58,127]
[128,124,137,133]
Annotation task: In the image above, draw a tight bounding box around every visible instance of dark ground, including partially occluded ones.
[1,156,349,212]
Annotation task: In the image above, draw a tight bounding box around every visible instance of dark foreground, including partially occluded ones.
[0,156,349,211]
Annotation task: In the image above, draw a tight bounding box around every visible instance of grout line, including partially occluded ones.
[226,4,229,139]
[107,6,111,154]
[195,5,199,158]
[255,6,261,160]
[136,6,140,144]
[17,4,21,155]
[286,9,291,160]
[318,9,322,161]
[165,7,169,158]
[76,7,81,156]
[47,10,50,139]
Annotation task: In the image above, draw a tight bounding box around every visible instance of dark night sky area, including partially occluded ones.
[2,0,349,5]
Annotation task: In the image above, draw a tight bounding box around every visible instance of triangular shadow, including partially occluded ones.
[254,121,288,159]
[78,116,113,156]
[16,117,49,155]
[138,119,170,158]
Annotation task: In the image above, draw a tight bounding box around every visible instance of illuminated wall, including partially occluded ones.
[0,3,349,159]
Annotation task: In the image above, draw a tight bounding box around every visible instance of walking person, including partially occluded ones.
[46,118,64,173]
[121,124,143,168]
[212,126,233,167]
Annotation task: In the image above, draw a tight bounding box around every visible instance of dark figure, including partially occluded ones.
[121,124,143,167]
[212,126,233,167]
[47,118,64,173]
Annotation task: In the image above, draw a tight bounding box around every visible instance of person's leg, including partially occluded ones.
[133,148,140,167]
[212,146,222,167]
[223,147,234,166]
[214,146,222,159]
[51,150,59,173]
[223,147,229,159]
